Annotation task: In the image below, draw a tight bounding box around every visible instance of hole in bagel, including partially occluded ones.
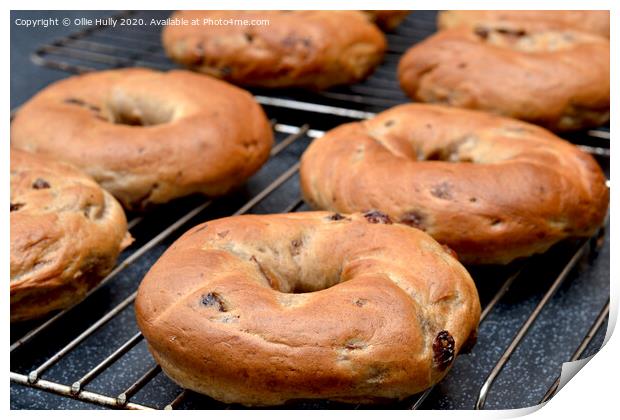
[249,250,344,294]
[415,135,478,163]
[423,147,473,163]
[108,107,173,126]
[105,93,175,126]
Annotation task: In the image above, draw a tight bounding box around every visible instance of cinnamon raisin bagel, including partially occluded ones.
[162,11,386,90]
[364,10,410,30]
[11,149,131,322]
[11,68,273,211]
[398,27,610,132]
[438,10,610,38]
[299,104,609,265]
[135,212,480,406]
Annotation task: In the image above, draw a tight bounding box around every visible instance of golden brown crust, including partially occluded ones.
[363,10,410,30]
[11,68,273,210]
[299,104,609,265]
[397,27,609,132]
[162,11,386,89]
[10,149,131,322]
[135,212,480,406]
[438,10,610,38]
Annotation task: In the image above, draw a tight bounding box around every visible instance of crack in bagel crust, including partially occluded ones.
[135,212,480,406]
[10,149,131,322]
[299,104,609,265]
[10,68,274,211]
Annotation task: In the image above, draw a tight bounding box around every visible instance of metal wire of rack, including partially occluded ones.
[11,10,610,410]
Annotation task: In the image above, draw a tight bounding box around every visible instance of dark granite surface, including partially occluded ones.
[10,10,610,410]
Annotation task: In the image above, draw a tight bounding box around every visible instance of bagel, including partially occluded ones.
[299,104,609,265]
[162,11,386,90]
[136,212,480,405]
[398,27,609,132]
[438,10,610,38]
[11,149,131,322]
[364,10,410,30]
[11,68,273,211]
